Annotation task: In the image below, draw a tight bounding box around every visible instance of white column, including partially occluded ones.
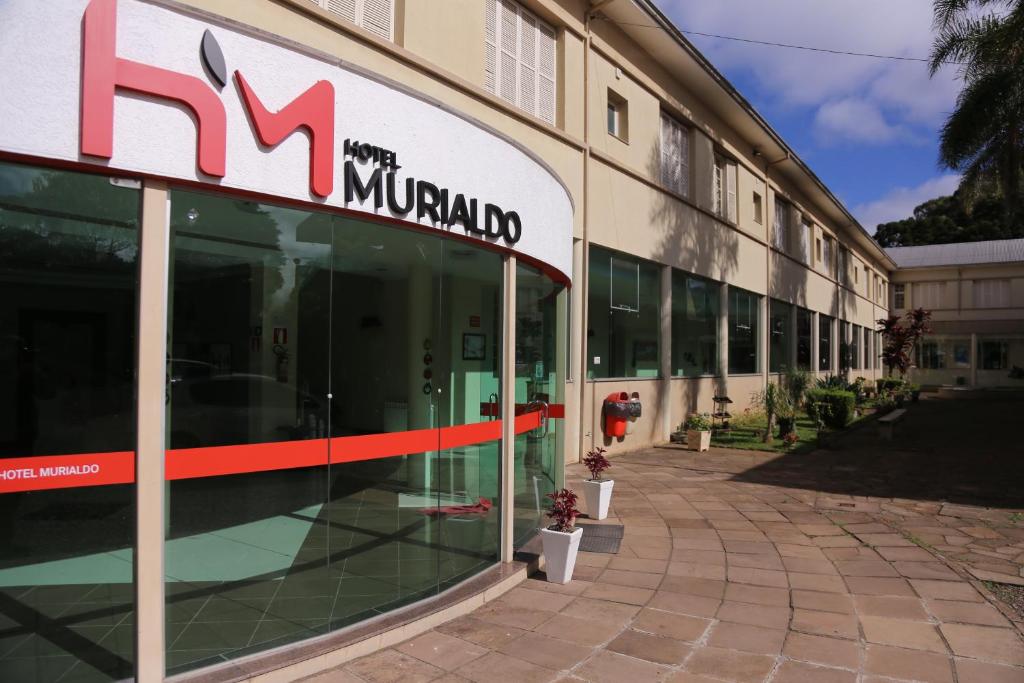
[660,265,672,440]
[500,256,517,562]
[135,180,169,683]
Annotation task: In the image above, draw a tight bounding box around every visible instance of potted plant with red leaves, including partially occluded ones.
[581,447,613,521]
[540,488,582,584]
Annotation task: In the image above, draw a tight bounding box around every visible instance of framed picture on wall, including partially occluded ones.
[463,333,486,361]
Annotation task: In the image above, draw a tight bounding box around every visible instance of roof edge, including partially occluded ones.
[627,0,898,271]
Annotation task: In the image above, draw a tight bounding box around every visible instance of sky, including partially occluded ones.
[654,0,965,234]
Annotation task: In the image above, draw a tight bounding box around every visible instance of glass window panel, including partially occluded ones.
[0,160,138,682]
[819,314,833,371]
[671,271,719,376]
[796,308,812,370]
[728,287,760,374]
[513,264,565,547]
[165,190,503,674]
[851,325,861,370]
[587,246,660,379]
[839,321,851,372]
[769,299,792,373]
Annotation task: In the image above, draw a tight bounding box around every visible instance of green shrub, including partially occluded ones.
[876,378,905,392]
[805,388,856,429]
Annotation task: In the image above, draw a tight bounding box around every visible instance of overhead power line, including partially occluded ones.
[598,17,965,66]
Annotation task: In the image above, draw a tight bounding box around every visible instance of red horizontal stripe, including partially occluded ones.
[479,402,565,418]
[0,410,552,492]
[0,451,133,494]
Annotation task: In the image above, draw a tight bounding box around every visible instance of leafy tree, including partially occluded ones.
[877,308,933,377]
[929,0,1024,220]
[874,191,1022,246]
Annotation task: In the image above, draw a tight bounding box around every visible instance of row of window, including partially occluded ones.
[916,338,1021,370]
[894,279,1014,310]
[312,0,887,304]
[587,246,881,379]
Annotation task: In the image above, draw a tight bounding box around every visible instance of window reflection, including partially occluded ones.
[0,160,138,683]
[165,190,505,674]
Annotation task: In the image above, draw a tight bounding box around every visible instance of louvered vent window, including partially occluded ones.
[485,0,558,125]
[660,113,689,198]
[308,0,394,42]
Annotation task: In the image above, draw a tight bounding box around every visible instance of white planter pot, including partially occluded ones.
[540,526,583,584]
[687,429,711,452]
[582,478,614,521]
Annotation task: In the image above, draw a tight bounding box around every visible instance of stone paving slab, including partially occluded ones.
[306,396,1024,682]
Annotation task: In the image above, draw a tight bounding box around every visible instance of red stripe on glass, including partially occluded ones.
[0,410,549,493]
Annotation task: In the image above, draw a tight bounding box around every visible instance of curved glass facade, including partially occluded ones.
[0,161,565,680]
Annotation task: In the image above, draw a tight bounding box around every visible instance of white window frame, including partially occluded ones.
[822,235,834,278]
[485,0,558,125]
[973,279,1010,308]
[914,282,944,310]
[713,154,737,223]
[660,112,689,198]
[799,218,812,265]
[311,0,394,41]
[893,283,905,309]
[773,198,789,252]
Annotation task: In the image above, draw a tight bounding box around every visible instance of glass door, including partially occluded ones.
[513,263,565,547]
[324,217,444,625]
[433,242,503,589]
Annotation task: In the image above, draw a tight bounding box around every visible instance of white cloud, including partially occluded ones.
[657,0,961,146]
[854,174,961,230]
[813,98,912,145]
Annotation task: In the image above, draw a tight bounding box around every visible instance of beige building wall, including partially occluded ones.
[891,262,1024,388]
[180,0,895,460]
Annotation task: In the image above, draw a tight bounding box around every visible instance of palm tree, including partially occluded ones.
[929,0,1024,219]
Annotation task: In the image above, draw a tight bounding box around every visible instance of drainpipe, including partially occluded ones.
[580,4,596,456]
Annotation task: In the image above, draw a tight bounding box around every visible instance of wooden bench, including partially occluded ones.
[877,408,907,441]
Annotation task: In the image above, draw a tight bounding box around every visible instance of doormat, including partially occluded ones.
[576,523,624,554]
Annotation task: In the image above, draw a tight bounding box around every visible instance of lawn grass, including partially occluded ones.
[710,411,819,454]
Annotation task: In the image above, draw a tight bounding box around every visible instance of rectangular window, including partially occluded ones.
[773,198,789,252]
[917,341,945,369]
[660,112,689,198]
[837,248,848,285]
[0,160,140,681]
[587,246,661,378]
[797,308,813,370]
[819,314,833,371]
[978,339,1009,370]
[839,321,851,371]
[485,0,557,124]
[851,325,861,370]
[728,287,761,374]
[894,283,905,309]
[799,218,812,265]
[606,89,627,141]
[713,155,737,223]
[311,0,394,41]
[769,299,792,373]
[671,271,719,376]
[914,282,944,309]
[822,235,834,277]
[973,279,1010,308]
[753,191,763,224]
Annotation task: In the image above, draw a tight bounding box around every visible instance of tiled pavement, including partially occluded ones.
[309,397,1024,682]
